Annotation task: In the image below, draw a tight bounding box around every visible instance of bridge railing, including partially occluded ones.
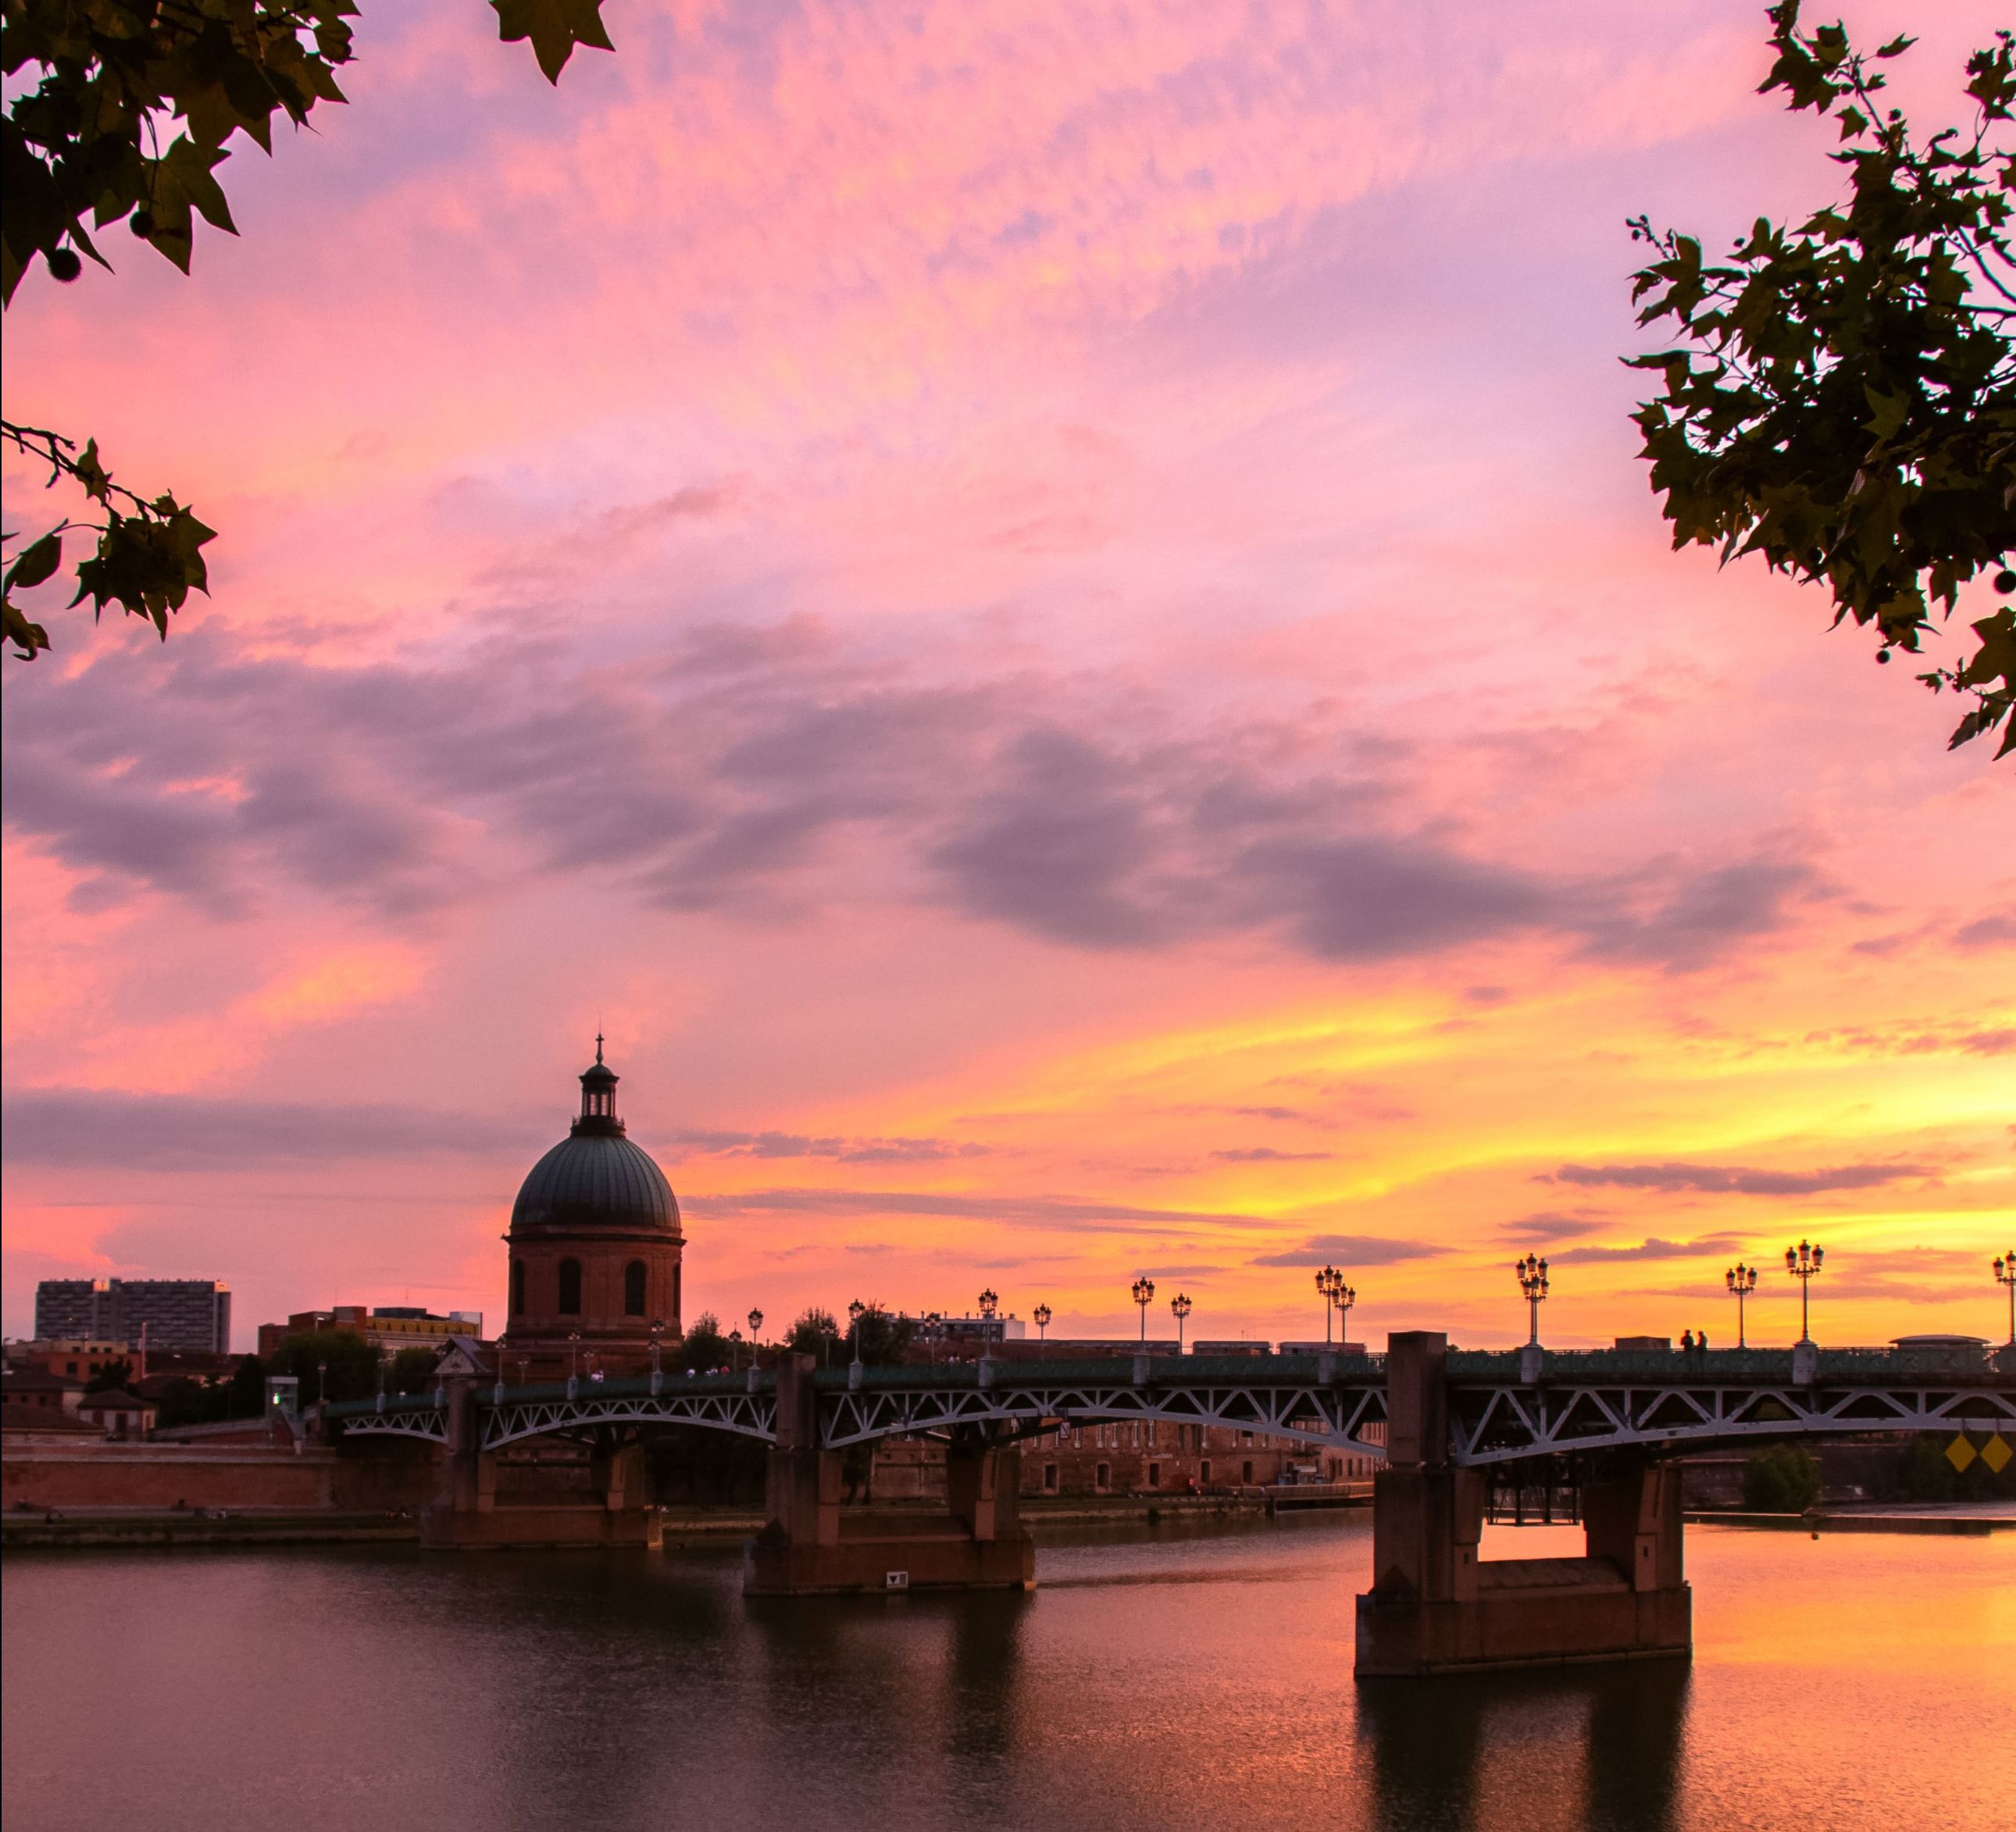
[1446,1345,2006,1382]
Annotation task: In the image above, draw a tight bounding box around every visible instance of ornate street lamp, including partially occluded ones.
[316,1359,328,1410]
[1315,1264,1340,1342]
[1132,1275,1156,1345]
[748,1307,764,1345]
[1785,1240,1824,1344]
[1033,1302,1053,1343]
[1170,1292,1193,1353]
[978,1288,1000,1320]
[1515,1254,1550,1346]
[1333,1280,1358,1348]
[925,1310,943,1367]
[649,1319,665,1378]
[848,1298,867,1368]
[1996,1251,2016,1348]
[1724,1265,1757,1349]
[567,1330,582,1390]
[729,1327,744,1371]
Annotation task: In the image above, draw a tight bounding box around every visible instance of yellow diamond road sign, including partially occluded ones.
[1980,1435,2012,1475]
[1946,1434,1978,1473]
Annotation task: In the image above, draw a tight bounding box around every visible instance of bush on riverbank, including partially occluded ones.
[1742,1445,1821,1513]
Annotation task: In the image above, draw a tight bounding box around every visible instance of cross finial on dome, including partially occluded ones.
[595,1030,605,1065]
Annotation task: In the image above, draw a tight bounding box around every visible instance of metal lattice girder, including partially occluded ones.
[1447,1379,2016,1466]
[482,1387,777,1450]
[818,1368,1390,1452]
[337,1406,451,1445]
[323,1351,2014,1463]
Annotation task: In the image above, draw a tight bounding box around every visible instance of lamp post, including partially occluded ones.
[1132,1275,1156,1345]
[1724,1264,1757,1349]
[1785,1240,1824,1344]
[1996,1251,2016,1348]
[848,1299,867,1369]
[978,1288,999,1320]
[1170,1292,1192,1353]
[729,1327,744,1371]
[1033,1303,1053,1346]
[316,1359,328,1410]
[1333,1280,1357,1348]
[1515,1254,1549,1345]
[1315,1265,1340,1342]
[748,1307,764,1350]
[649,1319,664,1378]
[567,1331,581,1390]
[925,1311,943,1367]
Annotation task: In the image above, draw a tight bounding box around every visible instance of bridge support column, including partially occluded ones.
[420,1376,661,1551]
[744,1357,1034,1595]
[1355,1333,1690,1675]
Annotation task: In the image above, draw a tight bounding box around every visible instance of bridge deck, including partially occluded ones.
[326,1345,2014,1463]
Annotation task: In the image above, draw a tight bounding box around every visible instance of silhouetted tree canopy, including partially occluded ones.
[2,1,615,661]
[1628,4,2014,756]
[267,1327,380,1403]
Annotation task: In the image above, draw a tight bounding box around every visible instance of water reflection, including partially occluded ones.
[2,1518,2007,1832]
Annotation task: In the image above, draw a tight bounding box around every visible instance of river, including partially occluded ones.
[3,1513,2008,1832]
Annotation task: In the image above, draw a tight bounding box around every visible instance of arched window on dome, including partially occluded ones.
[623,1260,647,1317]
[511,1259,526,1317]
[558,1258,583,1316]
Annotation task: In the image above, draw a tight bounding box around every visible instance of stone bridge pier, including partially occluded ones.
[419,1374,662,1550]
[1355,1332,1690,1675]
[744,1356,1035,1595]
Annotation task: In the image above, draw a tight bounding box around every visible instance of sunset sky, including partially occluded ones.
[3,0,2010,1354]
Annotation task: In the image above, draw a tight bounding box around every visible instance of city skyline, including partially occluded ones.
[4,2,2011,1353]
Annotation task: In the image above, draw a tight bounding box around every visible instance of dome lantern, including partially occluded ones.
[576,1032,623,1135]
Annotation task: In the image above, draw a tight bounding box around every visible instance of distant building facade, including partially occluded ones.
[0,1365,87,1413]
[34,1279,230,1354]
[4,1338,137,1383]
[255,1306,485,1360]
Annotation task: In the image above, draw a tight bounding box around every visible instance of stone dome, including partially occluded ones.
[510,1132,680,1237]
[508,1043,680,1238]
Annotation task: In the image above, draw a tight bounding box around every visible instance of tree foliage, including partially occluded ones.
[783,1306,839,1363]
[2,0,613,660]
[678,1310,732,1371]
[1627,4,2016,756]
[1742,1442,1822,1512]
[266,1326,381,1403]
[387,1345,438,1394]
[84,1354,134,1392]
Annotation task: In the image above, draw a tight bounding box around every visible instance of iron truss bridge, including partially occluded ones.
[1447,1371,2016,1466]
[323,1348,2014,1463]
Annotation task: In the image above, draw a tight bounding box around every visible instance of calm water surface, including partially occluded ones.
[4,1515,2009,1832]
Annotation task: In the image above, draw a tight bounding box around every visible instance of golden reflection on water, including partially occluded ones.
[2,1514,2011,1832]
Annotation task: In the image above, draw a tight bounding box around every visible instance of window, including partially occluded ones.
[1096,1462,1111,1492]
[510,1260,526,1317]
[1043,1463,1058,1493]
[558,1259,583,1316]
[1147,1462,1161,1488]
[1243,1460,1254,1484]
[671,1263,682,1324]
[1201,1460,1212,1485]
[1240,1429,1254,1445]
[623,1260,647,1317]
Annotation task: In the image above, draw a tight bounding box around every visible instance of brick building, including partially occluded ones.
[5,1338,136,1383]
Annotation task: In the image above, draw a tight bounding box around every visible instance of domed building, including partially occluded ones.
[501,1041,683,1376]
